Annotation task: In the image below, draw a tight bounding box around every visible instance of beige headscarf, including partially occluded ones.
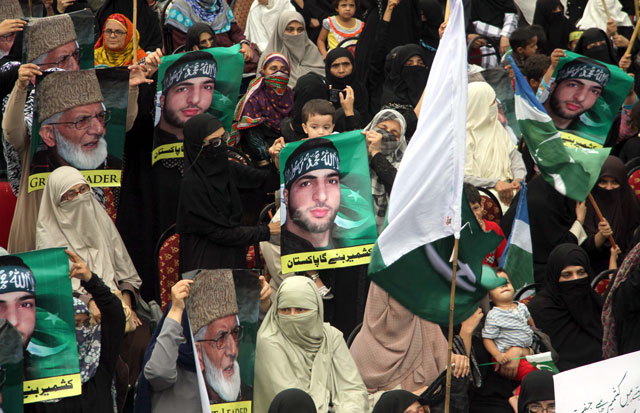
[254,276,368,413]
[35,166,141,294]
[350,282,449,393]
[257,11,325,88]
[465,82,514,183]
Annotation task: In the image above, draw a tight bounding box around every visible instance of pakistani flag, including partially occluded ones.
[509,57,610,202]
[498,183,533,291]
[368,0,506,326]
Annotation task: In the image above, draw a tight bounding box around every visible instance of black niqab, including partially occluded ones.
[185,23,216,52]
[471,0,516,28]
[533,0,575,54]
[177,114,242,233]
[574,28,618,65]
[372,390,420,413]
[517,370,555,413]
[380,44,429,107]
[528,244,604,371]
[268,389,317,413]
[585,156,640,257]
[419,0,443,50]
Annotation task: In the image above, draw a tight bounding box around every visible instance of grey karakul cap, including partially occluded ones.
[0,0,24,21]
[188,269,238,334]
[25,14,77,63]
[36,69,103,122]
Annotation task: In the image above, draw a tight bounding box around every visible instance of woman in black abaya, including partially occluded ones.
[528,244,604,371]
[533,0,576,54]
[325,47,369,121]
[574,28,619,65]
[176,114,280,271]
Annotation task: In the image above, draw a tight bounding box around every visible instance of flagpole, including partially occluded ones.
[587,194,619,250]
[625,0,640,58]
[132,0,139,64]
[601,0,611,21]
[444,237,460,413]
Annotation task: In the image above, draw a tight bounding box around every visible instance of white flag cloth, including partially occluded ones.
[376,0,468,267]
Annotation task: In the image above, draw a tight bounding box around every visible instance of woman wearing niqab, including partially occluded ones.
[528,244,604,371]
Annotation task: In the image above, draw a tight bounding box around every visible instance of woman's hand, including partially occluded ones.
[550,48,566,71]
[240,43,254,62]
[619,53,632,72]
[595,218,613,248]
[451,354,470,378]
[499,36,510,55]
[66,249,93,282]
[309,18,320,28]
[268,222,281,236]
[438,22,447,39]
[614,34,629,49]
[494,180,514,205]
[362,129,383,156]
[57,0,76,13]
[606,18,617,37]
[0,19,26,37]
[258,275,272,312]
[339,85,355,117]
[143,48,163,77]
[268,137,286,169]
[129,64,154,87]
[467,34,486,48]
[575,200,586,224]
[168,279,193,322]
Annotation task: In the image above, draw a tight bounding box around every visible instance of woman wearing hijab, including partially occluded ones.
[465,82,526,210]
[602,241,640,359]
[234,53,295,165]
[350,283,468,402]
[254,276,369,412]
[371,390,423,413]
[280,72,330,141]
[418,0,443,56]
[362,109,407,231]
[185,23,216,51]
[258,11,325,88]
[95,0,162,52]
[577,0,633,38]
[468,0,518,67]
[176,114,280,271]
[325,47,369,120]
[533,0,576,54]
[245,0,296,52]
[268,389,317,413]
[36,166,142,312]
[24,252,126,413]
[528,244,604,371]
[573,28,619,65]
[583,156,640,273]
[516,370,556,413]
[166,0,259,71]
[94,13,148,68]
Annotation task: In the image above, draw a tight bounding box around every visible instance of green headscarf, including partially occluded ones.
[254,277,368,413]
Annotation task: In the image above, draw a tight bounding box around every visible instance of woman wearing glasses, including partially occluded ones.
[176,113,281,271]
[516,370,555,413]
[94,13,148,68]
[253,276,368,412]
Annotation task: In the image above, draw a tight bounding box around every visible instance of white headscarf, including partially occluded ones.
[244,0,295,52]
[577,0,632,31]
[36,166,141,294]
[465,82,514,183]
[257,11,325,88]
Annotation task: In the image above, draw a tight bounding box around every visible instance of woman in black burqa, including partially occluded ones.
[528,244,604,371]
[176,114,280,271]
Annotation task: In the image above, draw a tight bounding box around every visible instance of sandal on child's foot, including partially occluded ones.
[318,285,334,300]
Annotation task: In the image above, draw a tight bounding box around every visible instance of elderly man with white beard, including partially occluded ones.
[143,270,252,413]
[33,69,121,173]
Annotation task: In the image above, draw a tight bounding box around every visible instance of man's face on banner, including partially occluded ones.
[0,291,36,349]
[549,78,603,121]
[37,41,80,71]
[196,314,242,402]
[284,169,341,241]
[39,102,109,170]
[161,76,215,129]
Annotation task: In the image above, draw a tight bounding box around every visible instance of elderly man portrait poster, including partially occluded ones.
[542,50,633,148]
[1,248,82,404]
[28,67,129,192]
[151,46,244,165]
[183,269,260,411]
[279,131,378,274]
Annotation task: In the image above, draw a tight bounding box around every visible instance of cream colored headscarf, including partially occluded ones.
[577,0,632,32]
[257,11,325,88]
[254,276,368,413]
[35,166,141,294]
[465,82,514,183]
[349,282,449,393]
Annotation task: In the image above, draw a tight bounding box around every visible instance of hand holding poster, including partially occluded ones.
[279,130,378,273]
[554,350,640,412]
[542,50,633,148]
[183,269,260,412]
[152,46,243,166]
[0,248,81,404]
[28,67,129,192]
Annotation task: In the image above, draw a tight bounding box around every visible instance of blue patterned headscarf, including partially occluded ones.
[73,297,101,384]
[166,0,235,34]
